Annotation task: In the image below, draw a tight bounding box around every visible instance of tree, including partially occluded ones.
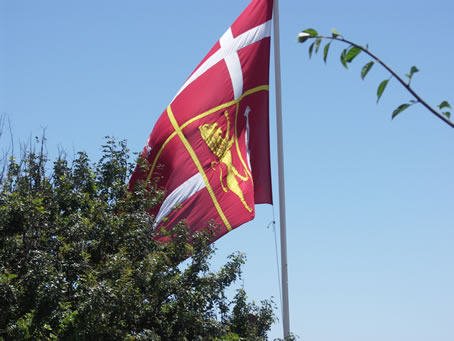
[297,28,453,128]
[0,136,276,340]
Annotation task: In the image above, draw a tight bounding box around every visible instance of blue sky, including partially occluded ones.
[1,0,453,340]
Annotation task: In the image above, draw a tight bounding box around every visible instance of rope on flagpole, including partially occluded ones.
[266,215,282,312]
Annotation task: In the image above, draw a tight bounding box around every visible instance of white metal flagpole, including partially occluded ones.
[272,0,290,338]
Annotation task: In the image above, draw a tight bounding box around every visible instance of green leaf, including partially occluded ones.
[323,42,331,63]
[392,103,410,119]
[442,111,451,119]
[405,66,420,83]
[298,28,318,43]
[411,65,419,73]
[303,28,318,36]
[377,79,390,103]
[361,61,374,79]
[332,28,341,38]
[438,100,452,110]
[340,49,348,69]
[406,66,419,77]
[308,42,314,58]
[297,32,310,43]
[315,38,322,53]
[345,46,361,63]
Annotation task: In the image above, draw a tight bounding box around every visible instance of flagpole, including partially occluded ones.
[273,0,290,338]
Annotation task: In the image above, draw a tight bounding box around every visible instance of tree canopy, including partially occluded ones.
[0,136,277,340]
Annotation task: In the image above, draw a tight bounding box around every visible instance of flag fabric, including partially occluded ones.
[129,0,273,242]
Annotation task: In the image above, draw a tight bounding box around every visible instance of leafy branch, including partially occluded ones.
[297,28,453,128]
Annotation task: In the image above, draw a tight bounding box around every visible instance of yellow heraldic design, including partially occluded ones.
[199,110,253,213]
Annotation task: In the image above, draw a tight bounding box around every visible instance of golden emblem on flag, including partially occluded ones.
[199,110,253,212]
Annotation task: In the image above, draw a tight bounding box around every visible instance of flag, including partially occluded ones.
[129,0,273,243]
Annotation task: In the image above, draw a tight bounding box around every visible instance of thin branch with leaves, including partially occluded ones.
[297,28,453,128]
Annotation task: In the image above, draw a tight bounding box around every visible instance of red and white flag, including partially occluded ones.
[129,0,273,243]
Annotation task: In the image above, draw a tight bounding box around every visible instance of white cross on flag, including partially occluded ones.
[129,0,273,243]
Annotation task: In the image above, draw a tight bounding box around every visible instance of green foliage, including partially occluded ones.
[308,42,314,58]
[331,28,341,39]
[297,28,454,128]
[302,28,318,37]
[361,61,374,80]
[0,137,276,340]
[377,78,390,103]
[340,48,348,69]
[297,28,317,43]
[392,103,411,119]
[228,289,274,340]
[405,65,419,85]
[323,42,330,63]
[344,46,361,64]
[438,100,452,119]
[314,38,322,54]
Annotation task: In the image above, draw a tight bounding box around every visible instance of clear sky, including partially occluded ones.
[1,0,453,340]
